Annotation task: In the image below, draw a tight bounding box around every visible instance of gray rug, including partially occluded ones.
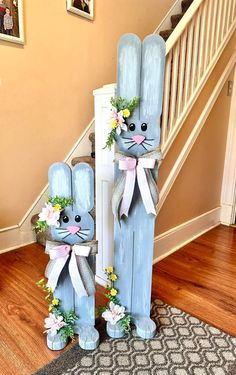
[34,299,236,375]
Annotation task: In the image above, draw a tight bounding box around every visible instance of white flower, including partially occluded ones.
[102,302,125,325]
[38,203,60,226]
[110,108,128,135]
[44,313,67,336]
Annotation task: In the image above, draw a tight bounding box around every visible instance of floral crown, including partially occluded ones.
[34,196,73,232]
[105,96,140,149]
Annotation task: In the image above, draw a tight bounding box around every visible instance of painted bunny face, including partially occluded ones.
[116,116,160,157]
[51,207,94,245]
[48,162,94,246]
[116,34,165,157]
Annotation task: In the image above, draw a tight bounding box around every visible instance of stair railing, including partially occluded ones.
[160,0,236,157]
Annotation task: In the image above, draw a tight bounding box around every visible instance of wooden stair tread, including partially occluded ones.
[171,13,183,28]
[182,0,194,13]
[160,29,173,41]
[71,155,95,168]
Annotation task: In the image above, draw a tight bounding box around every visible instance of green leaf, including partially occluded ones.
[119,313,132,333]
[104,128,117,149]
[47,196,74,209]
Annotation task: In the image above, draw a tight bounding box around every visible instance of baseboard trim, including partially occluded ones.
[153,207,221,263]
[0,120,94,253]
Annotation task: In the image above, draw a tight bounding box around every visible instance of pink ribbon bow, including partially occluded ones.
[119,156,156,217]
[45,242,94,298]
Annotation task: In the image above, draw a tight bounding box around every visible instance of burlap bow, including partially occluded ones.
[112,149,162,221]
[45,240,98,298]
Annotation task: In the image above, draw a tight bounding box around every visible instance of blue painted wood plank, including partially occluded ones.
[110,33,166,339]
[46,162,99,350]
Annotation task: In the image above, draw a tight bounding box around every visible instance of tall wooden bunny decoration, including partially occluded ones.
[45,162,99,350]
[107,34,165,339]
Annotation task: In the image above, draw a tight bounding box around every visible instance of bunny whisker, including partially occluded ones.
[80,229,90,231]
[143,141,153,147]
[75,233,85,240]
[79,231,88,236]
[78,231,87,236]
[61,233,72,240]
[141,144,148,151]
[145,138,154,141]
[122,136,133,140]
[56,228,69,233]
[128,143,136,150]
[124,141,135,144]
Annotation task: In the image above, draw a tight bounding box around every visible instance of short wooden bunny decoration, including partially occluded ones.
[108,34,165,339]
[45,162,99,350]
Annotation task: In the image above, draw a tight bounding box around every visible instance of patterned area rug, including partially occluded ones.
[35,299,236,375]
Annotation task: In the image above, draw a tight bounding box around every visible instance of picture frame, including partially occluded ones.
[67,0,94,21]
[0,0,24,45]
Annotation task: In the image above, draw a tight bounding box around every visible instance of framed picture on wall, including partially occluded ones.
[67,0,94,20]
[0,0,24,44]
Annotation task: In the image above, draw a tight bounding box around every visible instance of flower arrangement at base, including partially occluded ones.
[100,267,131,333]
[105,96,140,149]
[34,196,73,232]
[36,278,78,342]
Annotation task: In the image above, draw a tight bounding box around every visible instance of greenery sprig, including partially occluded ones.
[34,196,74,233]
[105,96,140,150]
[36,278,78,342]
[100,267,131,333]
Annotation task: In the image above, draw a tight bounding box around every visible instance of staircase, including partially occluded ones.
[94,0,236,282]
[159,0,194,41]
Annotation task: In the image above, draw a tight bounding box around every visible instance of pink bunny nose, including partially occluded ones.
[67,226,81,234]
[132,135,145,145]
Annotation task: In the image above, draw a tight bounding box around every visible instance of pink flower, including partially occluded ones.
[110,108,127,135]
[38,203,60,227]
[44,313,67,336]
[102,302,125,325]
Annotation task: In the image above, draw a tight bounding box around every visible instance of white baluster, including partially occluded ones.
[161,51,172,145]
[183,20,194,107]
[203,0,214,71]
[215,0,224,49]
[197,0,207,82]
[226,0,233,32]
[232,0,236,23]
[221,0,228,42]
[191,9,201,95]
[168,41,180,133]
[176,30,187,118]
[209,0,219,59]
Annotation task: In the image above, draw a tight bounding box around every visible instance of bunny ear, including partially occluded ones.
[117,33,142,100]
[48,163,72,198]
[140,34,166,119]
[72,163,94,214]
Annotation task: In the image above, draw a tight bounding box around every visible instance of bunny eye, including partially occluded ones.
[62,215,69,223]
[141,123,148,131]
[75,215,81,223]
[129,123,136,131]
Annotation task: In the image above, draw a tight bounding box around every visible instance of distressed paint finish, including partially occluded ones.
[112,34,165,339]
[46,162,99,350]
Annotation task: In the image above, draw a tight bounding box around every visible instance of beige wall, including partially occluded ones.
[0,0,175,228]
[156,32,236,235]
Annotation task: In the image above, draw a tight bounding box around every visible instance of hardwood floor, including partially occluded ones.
[0,225,235,374]
[153,225,236,336]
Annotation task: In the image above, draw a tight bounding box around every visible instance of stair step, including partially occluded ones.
[171,13,183,28]
[71,155,95,169]
[182,0,194,13]
[159,29,173,41]
[89,132,95,158]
